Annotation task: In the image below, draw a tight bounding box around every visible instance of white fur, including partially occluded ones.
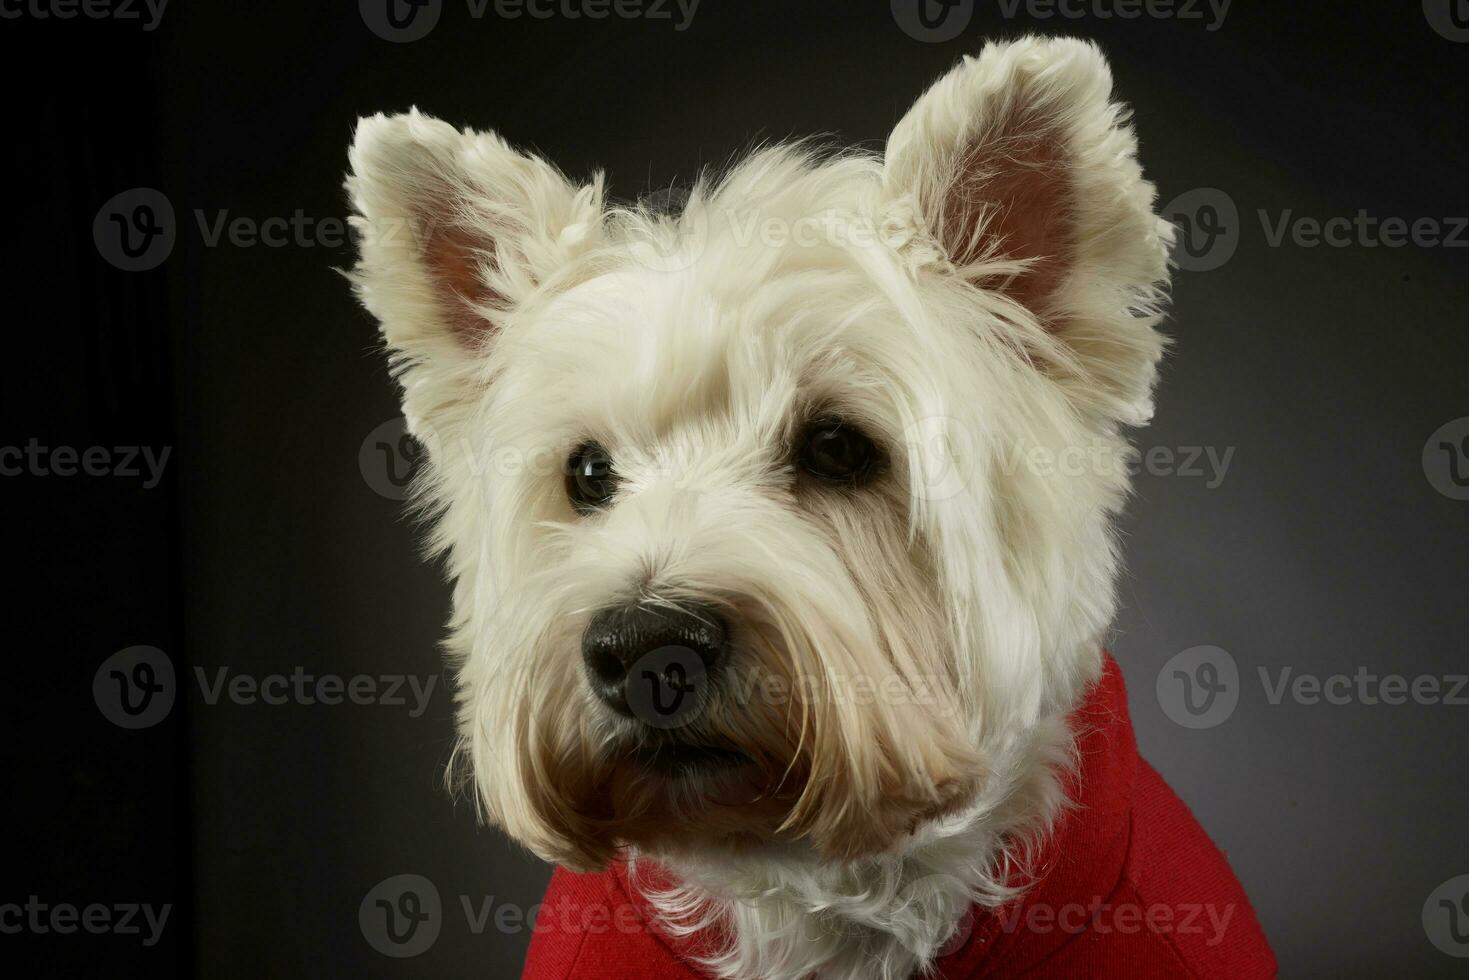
[347,37,1170,980]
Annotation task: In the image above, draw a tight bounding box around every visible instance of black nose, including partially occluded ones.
[581,602,727,720]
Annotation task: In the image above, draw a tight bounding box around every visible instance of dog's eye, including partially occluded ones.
[566,442,618,514]
[798,421,878,485]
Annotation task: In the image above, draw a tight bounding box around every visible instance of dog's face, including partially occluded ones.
[348,38,1169,870]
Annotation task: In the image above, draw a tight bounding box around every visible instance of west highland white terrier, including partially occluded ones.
[347,36,1275,980]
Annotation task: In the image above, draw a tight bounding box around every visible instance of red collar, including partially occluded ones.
[605,653,1138,977]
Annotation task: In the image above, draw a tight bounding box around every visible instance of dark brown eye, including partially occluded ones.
[798,420,878,485]
[566,441,618,514]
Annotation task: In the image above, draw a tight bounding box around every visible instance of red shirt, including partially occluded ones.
[523,654,1277,978]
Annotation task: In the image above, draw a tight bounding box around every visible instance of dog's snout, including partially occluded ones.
[581,602,727,718]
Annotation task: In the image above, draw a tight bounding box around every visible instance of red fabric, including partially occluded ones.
[522,654,1276,978]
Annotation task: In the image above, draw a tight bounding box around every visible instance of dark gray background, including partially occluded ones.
[5,1,1467,976]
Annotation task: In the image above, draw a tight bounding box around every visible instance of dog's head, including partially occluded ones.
[347,37,1169,870]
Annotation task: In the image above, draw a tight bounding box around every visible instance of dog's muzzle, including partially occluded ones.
[580,602,727,726]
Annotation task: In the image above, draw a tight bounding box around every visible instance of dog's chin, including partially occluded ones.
[609,734,771,807]
[536,740,971,873]
[533,678,982,869]
[624,740,752,779]
[560,736,798,857]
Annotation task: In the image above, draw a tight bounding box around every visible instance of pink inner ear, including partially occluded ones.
[942,122,1073,323]
[419,209,500,346]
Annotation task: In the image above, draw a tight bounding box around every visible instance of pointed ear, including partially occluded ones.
[884,38,1171,424]
[346,110,603,418]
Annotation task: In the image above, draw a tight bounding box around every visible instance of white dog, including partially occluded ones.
[347,36,1275,980]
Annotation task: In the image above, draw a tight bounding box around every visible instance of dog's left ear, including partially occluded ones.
[884,37,1171,424]
[346,110,603,427]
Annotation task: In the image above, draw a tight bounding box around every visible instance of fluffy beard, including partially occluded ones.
[641,713,1076,980]
[449,469,982,872]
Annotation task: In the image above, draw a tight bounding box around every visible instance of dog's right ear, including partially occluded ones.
[346,110,603,412]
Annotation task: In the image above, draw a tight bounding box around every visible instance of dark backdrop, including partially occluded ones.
[5,1,1468,976]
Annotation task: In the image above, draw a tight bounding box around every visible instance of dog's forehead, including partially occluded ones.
[516,258,903,434]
